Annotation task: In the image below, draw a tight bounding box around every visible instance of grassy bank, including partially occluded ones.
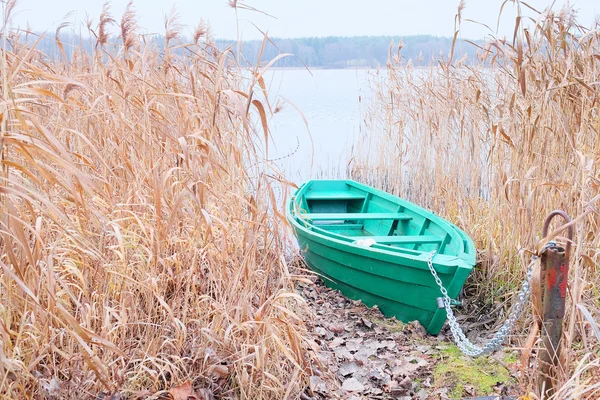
[0,3,315,399]
[350,3,600,397]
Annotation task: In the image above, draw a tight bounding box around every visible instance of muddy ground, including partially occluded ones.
[297,274,523,400]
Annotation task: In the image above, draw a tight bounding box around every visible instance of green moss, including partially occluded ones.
[369,316,406,332]
[504,351,518,364]
[433,345,512,399]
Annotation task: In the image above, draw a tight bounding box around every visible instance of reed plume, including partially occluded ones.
[120,0,138,54]
[97,1,115,48]
[352,3,600,396]
[0,3,313,399]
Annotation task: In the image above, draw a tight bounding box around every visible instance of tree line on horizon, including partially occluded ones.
[22,33,481,68]
[219,35,481,68]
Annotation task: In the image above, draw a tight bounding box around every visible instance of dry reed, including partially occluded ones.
[351,2,600,398]
[0,3,314,399]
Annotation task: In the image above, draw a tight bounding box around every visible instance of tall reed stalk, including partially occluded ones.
[0,3,313,399]
[351,3,599,396]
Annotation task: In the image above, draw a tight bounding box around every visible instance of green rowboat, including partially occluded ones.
[287,180,476,335]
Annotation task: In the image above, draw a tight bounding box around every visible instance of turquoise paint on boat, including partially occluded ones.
[287,180,476,335]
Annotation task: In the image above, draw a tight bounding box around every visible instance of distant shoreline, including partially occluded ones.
[268,66,381,71]
[266,65,445,71]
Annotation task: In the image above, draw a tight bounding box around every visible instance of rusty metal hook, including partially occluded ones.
[542,210,573,257]
[538,209,574,398]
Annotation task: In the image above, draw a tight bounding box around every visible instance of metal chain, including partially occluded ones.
[426,250,539,357]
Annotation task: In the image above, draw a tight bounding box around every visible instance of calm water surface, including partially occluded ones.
[263,69,377,184]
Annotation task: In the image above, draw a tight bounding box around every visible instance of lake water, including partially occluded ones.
[263,68,378,184]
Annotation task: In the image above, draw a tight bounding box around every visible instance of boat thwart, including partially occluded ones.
[287,180,476,335]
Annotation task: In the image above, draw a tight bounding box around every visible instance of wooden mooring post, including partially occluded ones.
[538,211,573,398]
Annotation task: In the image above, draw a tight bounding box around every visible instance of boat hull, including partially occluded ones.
[288,180,475,335]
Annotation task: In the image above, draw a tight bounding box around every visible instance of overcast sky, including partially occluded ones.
[7,0,600,40]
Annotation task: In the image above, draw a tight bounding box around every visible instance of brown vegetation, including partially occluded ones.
[351,2,600,397]
[3,0,600,398]
[0,2,313,399]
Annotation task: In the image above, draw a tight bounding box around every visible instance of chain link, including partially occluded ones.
[426,250,539,357]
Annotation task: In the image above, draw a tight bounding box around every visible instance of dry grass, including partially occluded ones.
[351,2,600,397]
[0,4,315,399]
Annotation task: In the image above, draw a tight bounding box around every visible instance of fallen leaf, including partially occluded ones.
[308,375,328,394]
[370,387,383,395]
[315,326,328,338]
[339,362,359,377]
[354,343,377,362]
[397,376,412,389]
[359,318,373,328]
[380,340,397,350]
[208,364,229,379]
[392,356,428,377]
[345,338,363,352]
[333,346,353,361]
[329,323,345,333]
[169,381,196,400]
[328,337,345,349]
[368,369,390,383]
[390,381,410,397]
[341,377,365,392]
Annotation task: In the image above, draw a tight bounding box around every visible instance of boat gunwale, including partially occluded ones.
[290,213,470,274]
[288,180,476,271]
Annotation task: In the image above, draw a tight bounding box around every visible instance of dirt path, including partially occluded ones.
[297,276,521,400]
